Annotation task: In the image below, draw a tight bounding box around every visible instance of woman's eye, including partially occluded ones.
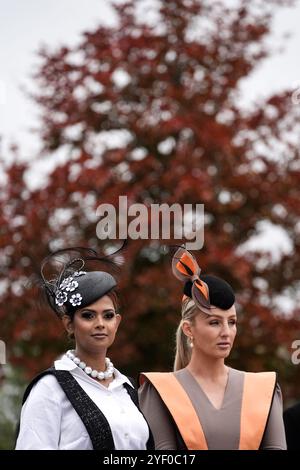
[81,312,94,319]
[209,321,219,326]
[104,312,115,320]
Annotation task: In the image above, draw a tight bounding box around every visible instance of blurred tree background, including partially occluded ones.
[1,0,300,448]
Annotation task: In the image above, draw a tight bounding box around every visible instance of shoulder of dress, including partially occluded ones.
[238,369,276,376]
[30,370,63,391]
[22,372,63,408]
[139,371,172,387]
[246,370,277,379]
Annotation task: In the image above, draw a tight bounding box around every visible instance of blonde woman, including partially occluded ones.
[139,247,286,450]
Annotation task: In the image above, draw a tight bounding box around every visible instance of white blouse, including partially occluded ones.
[16,355,149,450]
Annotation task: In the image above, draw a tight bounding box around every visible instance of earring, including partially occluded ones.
[189,336,194,348]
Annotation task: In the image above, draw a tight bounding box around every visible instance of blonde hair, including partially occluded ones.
[173,298,199,371]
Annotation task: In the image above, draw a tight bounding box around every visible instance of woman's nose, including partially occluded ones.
[221,322,230,336]
[95,315,104,328]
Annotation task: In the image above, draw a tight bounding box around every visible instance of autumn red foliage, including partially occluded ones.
[0,0,300,402]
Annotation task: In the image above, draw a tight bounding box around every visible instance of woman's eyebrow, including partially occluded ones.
[80,307,116,312]
[206,315,237,320]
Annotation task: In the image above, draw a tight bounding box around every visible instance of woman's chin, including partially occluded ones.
[214,350,231,359]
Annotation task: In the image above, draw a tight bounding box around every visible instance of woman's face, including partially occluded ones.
[183,305,237,360]
[63,295,121,355]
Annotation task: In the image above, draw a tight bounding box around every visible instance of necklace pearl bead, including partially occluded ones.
[66,350,114,380]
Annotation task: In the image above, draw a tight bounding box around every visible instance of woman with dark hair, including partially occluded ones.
[139,247,286,450]
[16,247,153,450]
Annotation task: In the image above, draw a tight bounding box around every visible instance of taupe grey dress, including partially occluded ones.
[138,367,287,450]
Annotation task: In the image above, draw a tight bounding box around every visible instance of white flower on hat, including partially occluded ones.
[59,276,74,290]
[55,290,68,307]
[65,280,79,292]
[69,293,83,307]
[73,271,87,277]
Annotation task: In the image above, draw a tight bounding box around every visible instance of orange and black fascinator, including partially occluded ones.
[172,246,235,313]
[172,246,211,312]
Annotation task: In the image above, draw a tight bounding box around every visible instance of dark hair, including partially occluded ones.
[106,290,120,314]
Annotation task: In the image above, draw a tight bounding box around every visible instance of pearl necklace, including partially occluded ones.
[66,350,114,380]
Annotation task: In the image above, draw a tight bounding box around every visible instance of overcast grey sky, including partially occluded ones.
[0,0,300,159]
[0,0,115,158]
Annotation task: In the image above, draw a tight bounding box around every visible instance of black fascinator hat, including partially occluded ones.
[183,276,235,311]
[40,245,124,318]
[172,246,235,313]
